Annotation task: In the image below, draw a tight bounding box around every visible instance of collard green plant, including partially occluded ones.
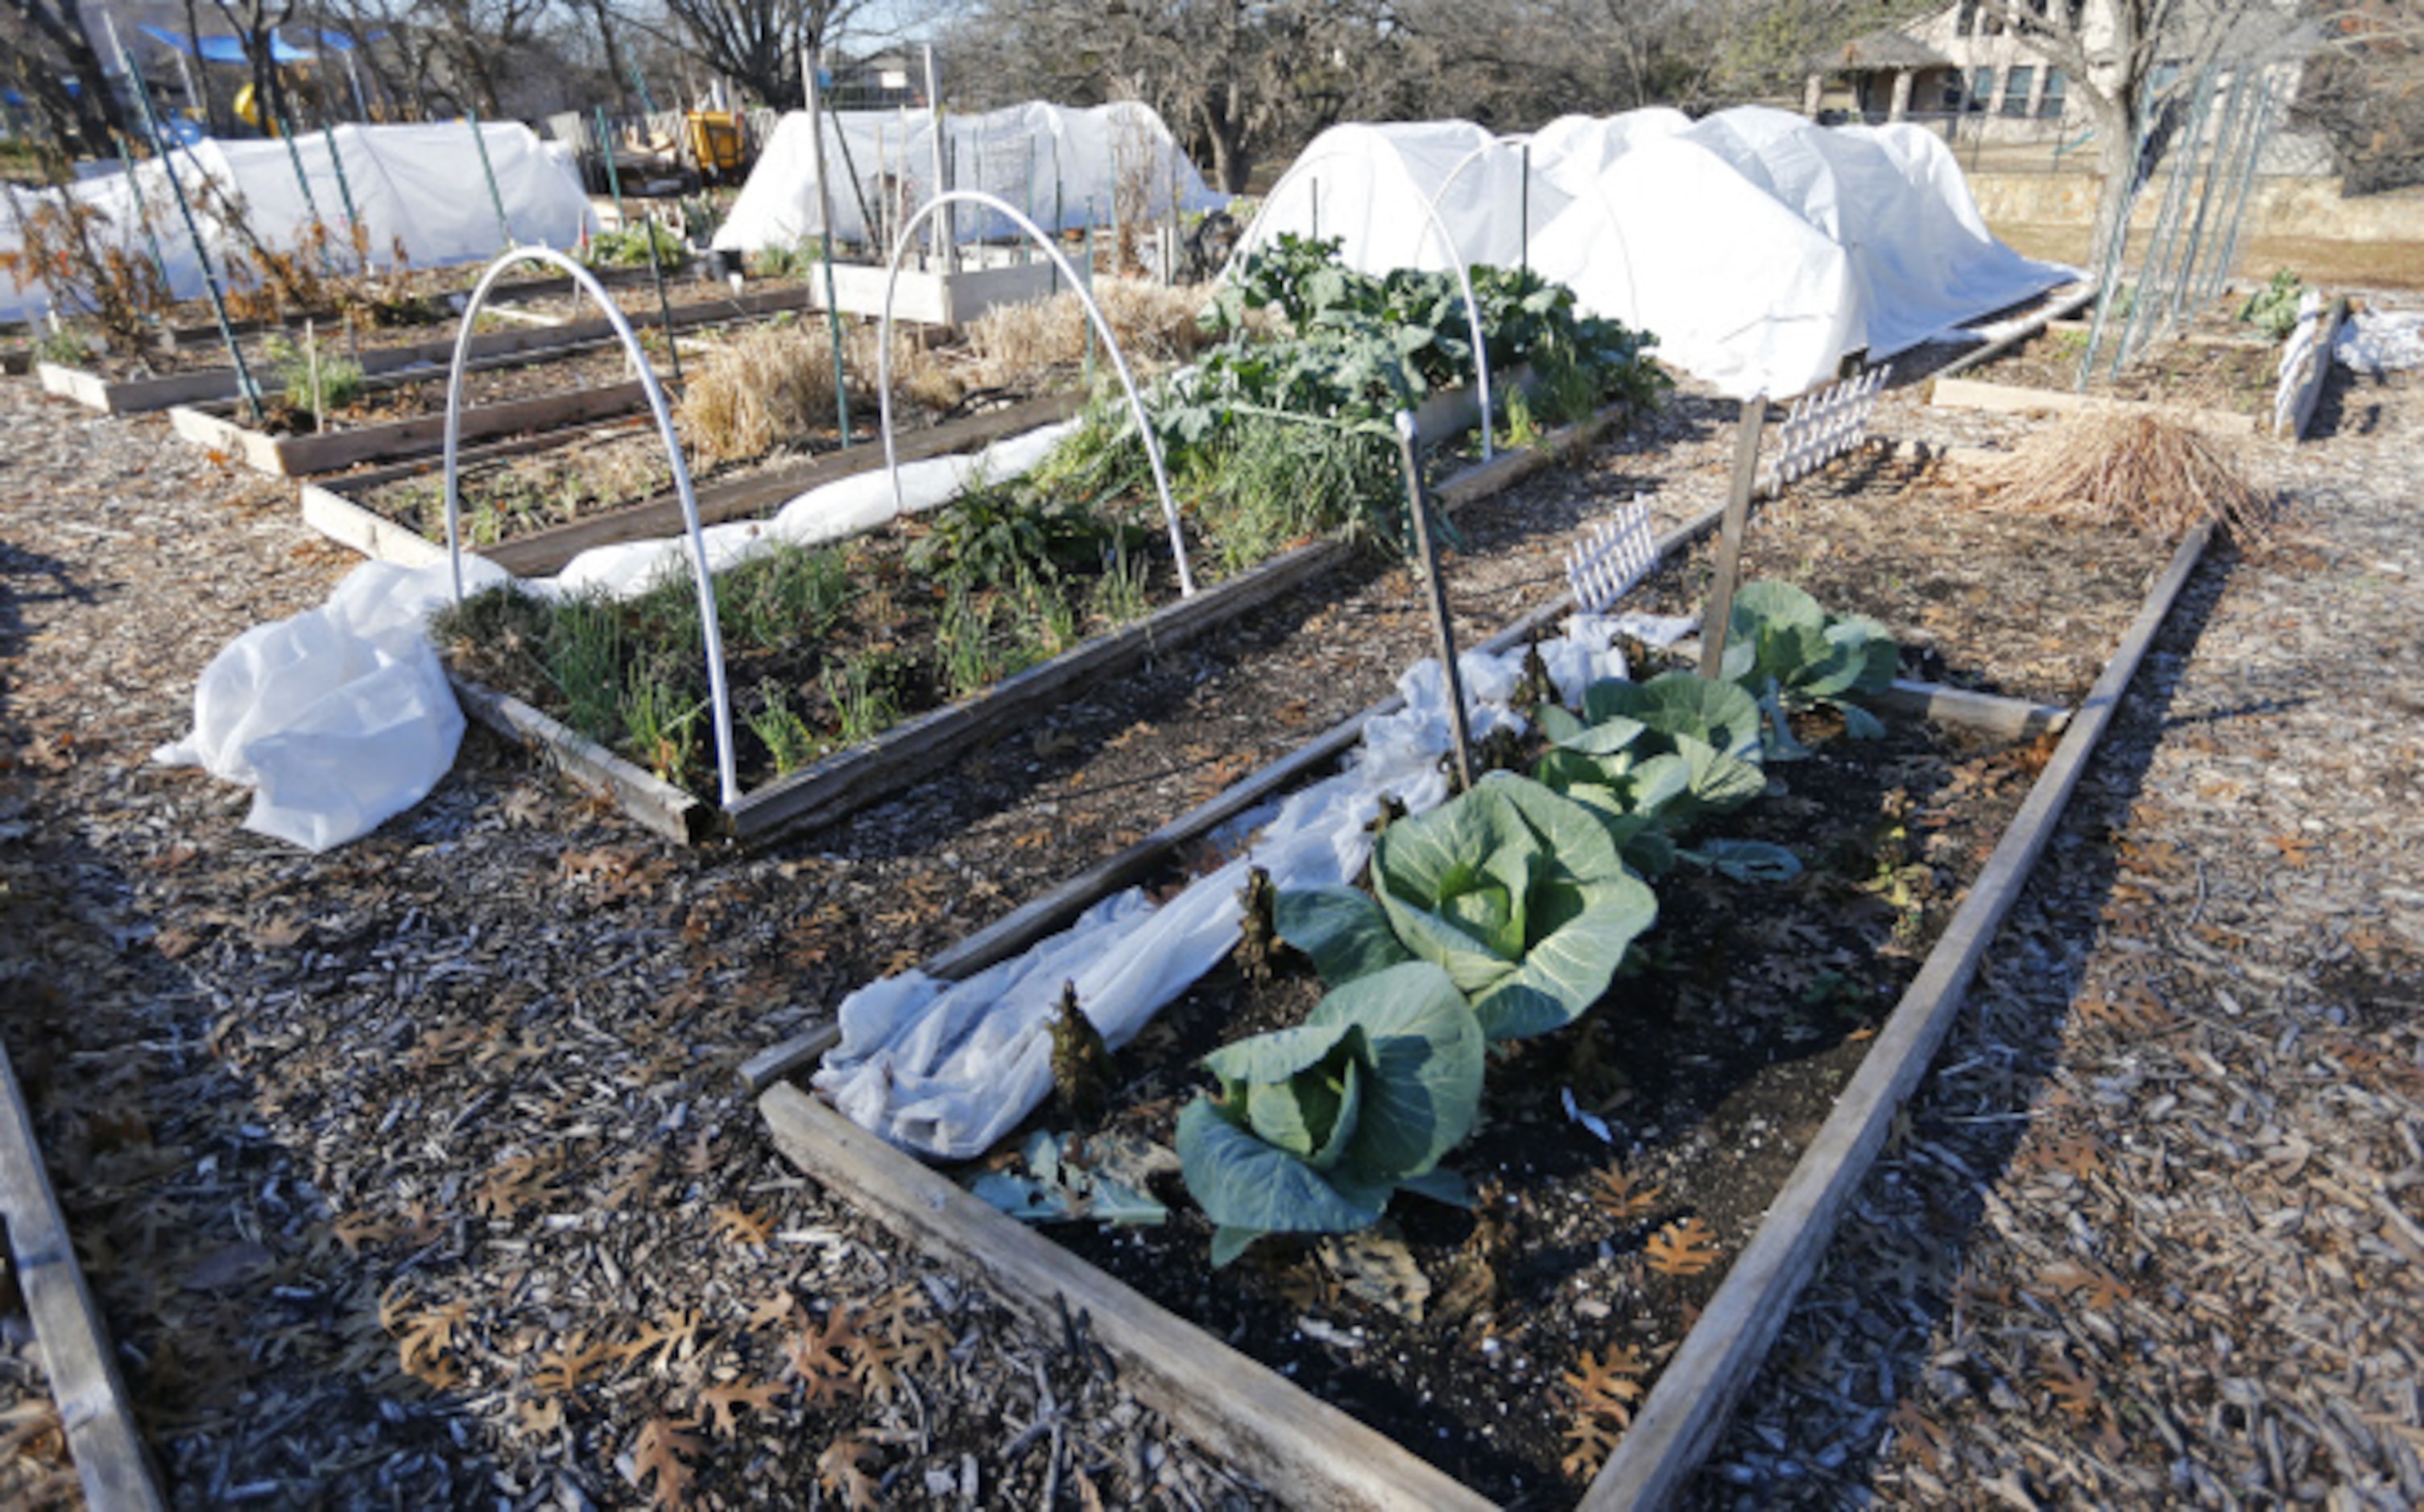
[1719,580,1897,758]
[2236,268,2304,341]
[1276,773,1658,1042]
[1177,960,1484,1266]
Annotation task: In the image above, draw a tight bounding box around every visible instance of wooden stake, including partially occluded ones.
[1697,394,1767,680]
[1395,410,1473,792]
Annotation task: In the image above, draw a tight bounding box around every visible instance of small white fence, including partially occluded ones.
[1760,366,1885,498]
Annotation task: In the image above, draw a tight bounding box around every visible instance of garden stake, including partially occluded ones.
[110,23,261,421]
[306,317,324,432]
[109,130,177,300]
[1697,394,1768,680]
[800,61,850,447]
[594,106,627,226]
[1395,410,1474,794]
[274,114,335,275]
[1083,216,1097,386]
[321,123,368,272]
[1520,143,1530,276]
[640,209,682,386]
[466,109,515,251]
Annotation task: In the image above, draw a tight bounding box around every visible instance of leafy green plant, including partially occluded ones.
[32,326,93,367]
[263,330,365,414]
[751,237,826,280]
[1277,773,1659,1042]
[907,480,1108,593]
[1177,960,1485,1266]
[621,664,702,783]
[2237,268,2304,341]
[1533,671,1768,855]
[586,219,685,268]
[1718,580,1898,758]
[821,651,900,749]
[747,683,821,775]
[935,583,1003,699]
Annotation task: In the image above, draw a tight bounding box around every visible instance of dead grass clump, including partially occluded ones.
[680,317,963,464]
[1967,411,2277,543]
[960,279,1231,390]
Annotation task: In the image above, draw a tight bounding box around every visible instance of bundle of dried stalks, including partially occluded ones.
[1966,411,2276,542]
[680,317,959,464]
[961,278,1230,389]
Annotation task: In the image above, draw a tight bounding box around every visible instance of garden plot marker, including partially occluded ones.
[1697,393,1768,680]
[1563,497,1655,616]
[1760,366,1883,497]
[1396,410,1474,793]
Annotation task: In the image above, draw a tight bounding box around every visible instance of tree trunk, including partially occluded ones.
[2085,89,2137,277]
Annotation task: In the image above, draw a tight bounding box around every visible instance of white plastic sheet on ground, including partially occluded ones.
[0,122,596,324]
[155,556,508,852]
[1236,106,2070,401]
[2335,309,2424,376]
[814,609,1695,1162]
[714,100,1223,254]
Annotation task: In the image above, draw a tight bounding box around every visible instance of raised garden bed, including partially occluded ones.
[33,266,771,415]
[445,401,1634,846]
[301,390,1085,573]
[1929,322,2274,436]
[751,510,2211,1509]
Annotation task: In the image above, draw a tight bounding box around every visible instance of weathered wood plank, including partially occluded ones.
[760,1082,1496,1512]
[0,1041,165,1512]
[298,485,449,568]
[175,381,652,477]
[2279,295,2348,442]
[449,675,709,843]
[1582,523,2213,1510]
[1929,375,2258,436]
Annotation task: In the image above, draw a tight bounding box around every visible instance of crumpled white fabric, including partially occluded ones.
[2335,309,2424,377]
[155,556,508,851]
[536,421,1080,601]
[813,613,1647,1160]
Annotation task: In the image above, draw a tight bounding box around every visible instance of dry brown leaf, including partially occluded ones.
[532,1334,614,1396]
[1644,1216,1721,1278]
[783,1309,862,1408]
[631,1414,702,1510]
[1587,1164,1664,1225]
[698,1378,785,1439]
[711,1205,773,1249]
[817,1436,884,1510]
[622,1308,704,1374]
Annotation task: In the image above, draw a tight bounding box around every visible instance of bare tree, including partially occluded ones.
[2,0,131,156]
[1982,0,2308,270]
[627,0,874,110]
[2297,0,2424,192]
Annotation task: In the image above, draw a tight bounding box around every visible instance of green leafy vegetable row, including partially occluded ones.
[1177,580,1901,1263]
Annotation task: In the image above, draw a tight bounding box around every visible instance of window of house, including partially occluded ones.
[2149,62,2183,99]
[2038,68,2067,118]
[1955,0,1978,34]
[2002,64,2035,117]
[1967,66,1995,112]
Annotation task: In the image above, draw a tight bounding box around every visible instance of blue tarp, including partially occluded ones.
[137,25,326,64]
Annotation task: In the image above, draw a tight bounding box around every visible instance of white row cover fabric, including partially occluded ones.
[1,122,597,324]
[155,556,508,852]
[2335,308,2424,376]
[815,611,1701,1162]
[713,100,1222,254]
[1238,105,2070,401]
[157,419,1077,851]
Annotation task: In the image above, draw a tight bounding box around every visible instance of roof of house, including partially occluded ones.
[1813,28,1954,72]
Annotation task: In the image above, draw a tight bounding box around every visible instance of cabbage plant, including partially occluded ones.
[1720,579,1898,757]
[1532,671,1769,855]
[1276,773,1658,1042]
[1177,960,1485,1266]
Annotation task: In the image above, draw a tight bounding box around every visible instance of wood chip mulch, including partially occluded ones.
[0,333,2414,1510]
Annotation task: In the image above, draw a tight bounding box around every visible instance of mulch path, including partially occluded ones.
[0,326,2414,1510]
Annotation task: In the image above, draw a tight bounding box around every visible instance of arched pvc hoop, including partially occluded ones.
[1226,147,1495,462]
[1426,133,1533,271]
[878,188,1195,597]
[442,246,742,810]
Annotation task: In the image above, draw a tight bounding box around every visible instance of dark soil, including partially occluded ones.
[1971,328,2277,417]
[1027,707,2042,1505]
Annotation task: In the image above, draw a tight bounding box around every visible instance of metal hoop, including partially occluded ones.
[877,187,1194,596]
[441,247,741,809]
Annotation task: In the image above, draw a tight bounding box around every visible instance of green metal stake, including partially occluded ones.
[466,108,514,250]
[641,209,681,386]
[593,105,626,227]
[628,63,658,116]
[275,114,336,275]
[801,66,850,448]
[113,30,261,419]
[110,130,176,299]
[321,123,367,271]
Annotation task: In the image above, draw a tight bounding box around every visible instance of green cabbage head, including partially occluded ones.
[1177,960,1485,1266]
[1276,772,1658,1041]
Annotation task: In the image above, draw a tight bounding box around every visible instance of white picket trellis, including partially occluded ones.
[1759,365,1885,497]
[1563,496,1656,617]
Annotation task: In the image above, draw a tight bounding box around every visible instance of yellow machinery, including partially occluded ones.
[685,110,747,184]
